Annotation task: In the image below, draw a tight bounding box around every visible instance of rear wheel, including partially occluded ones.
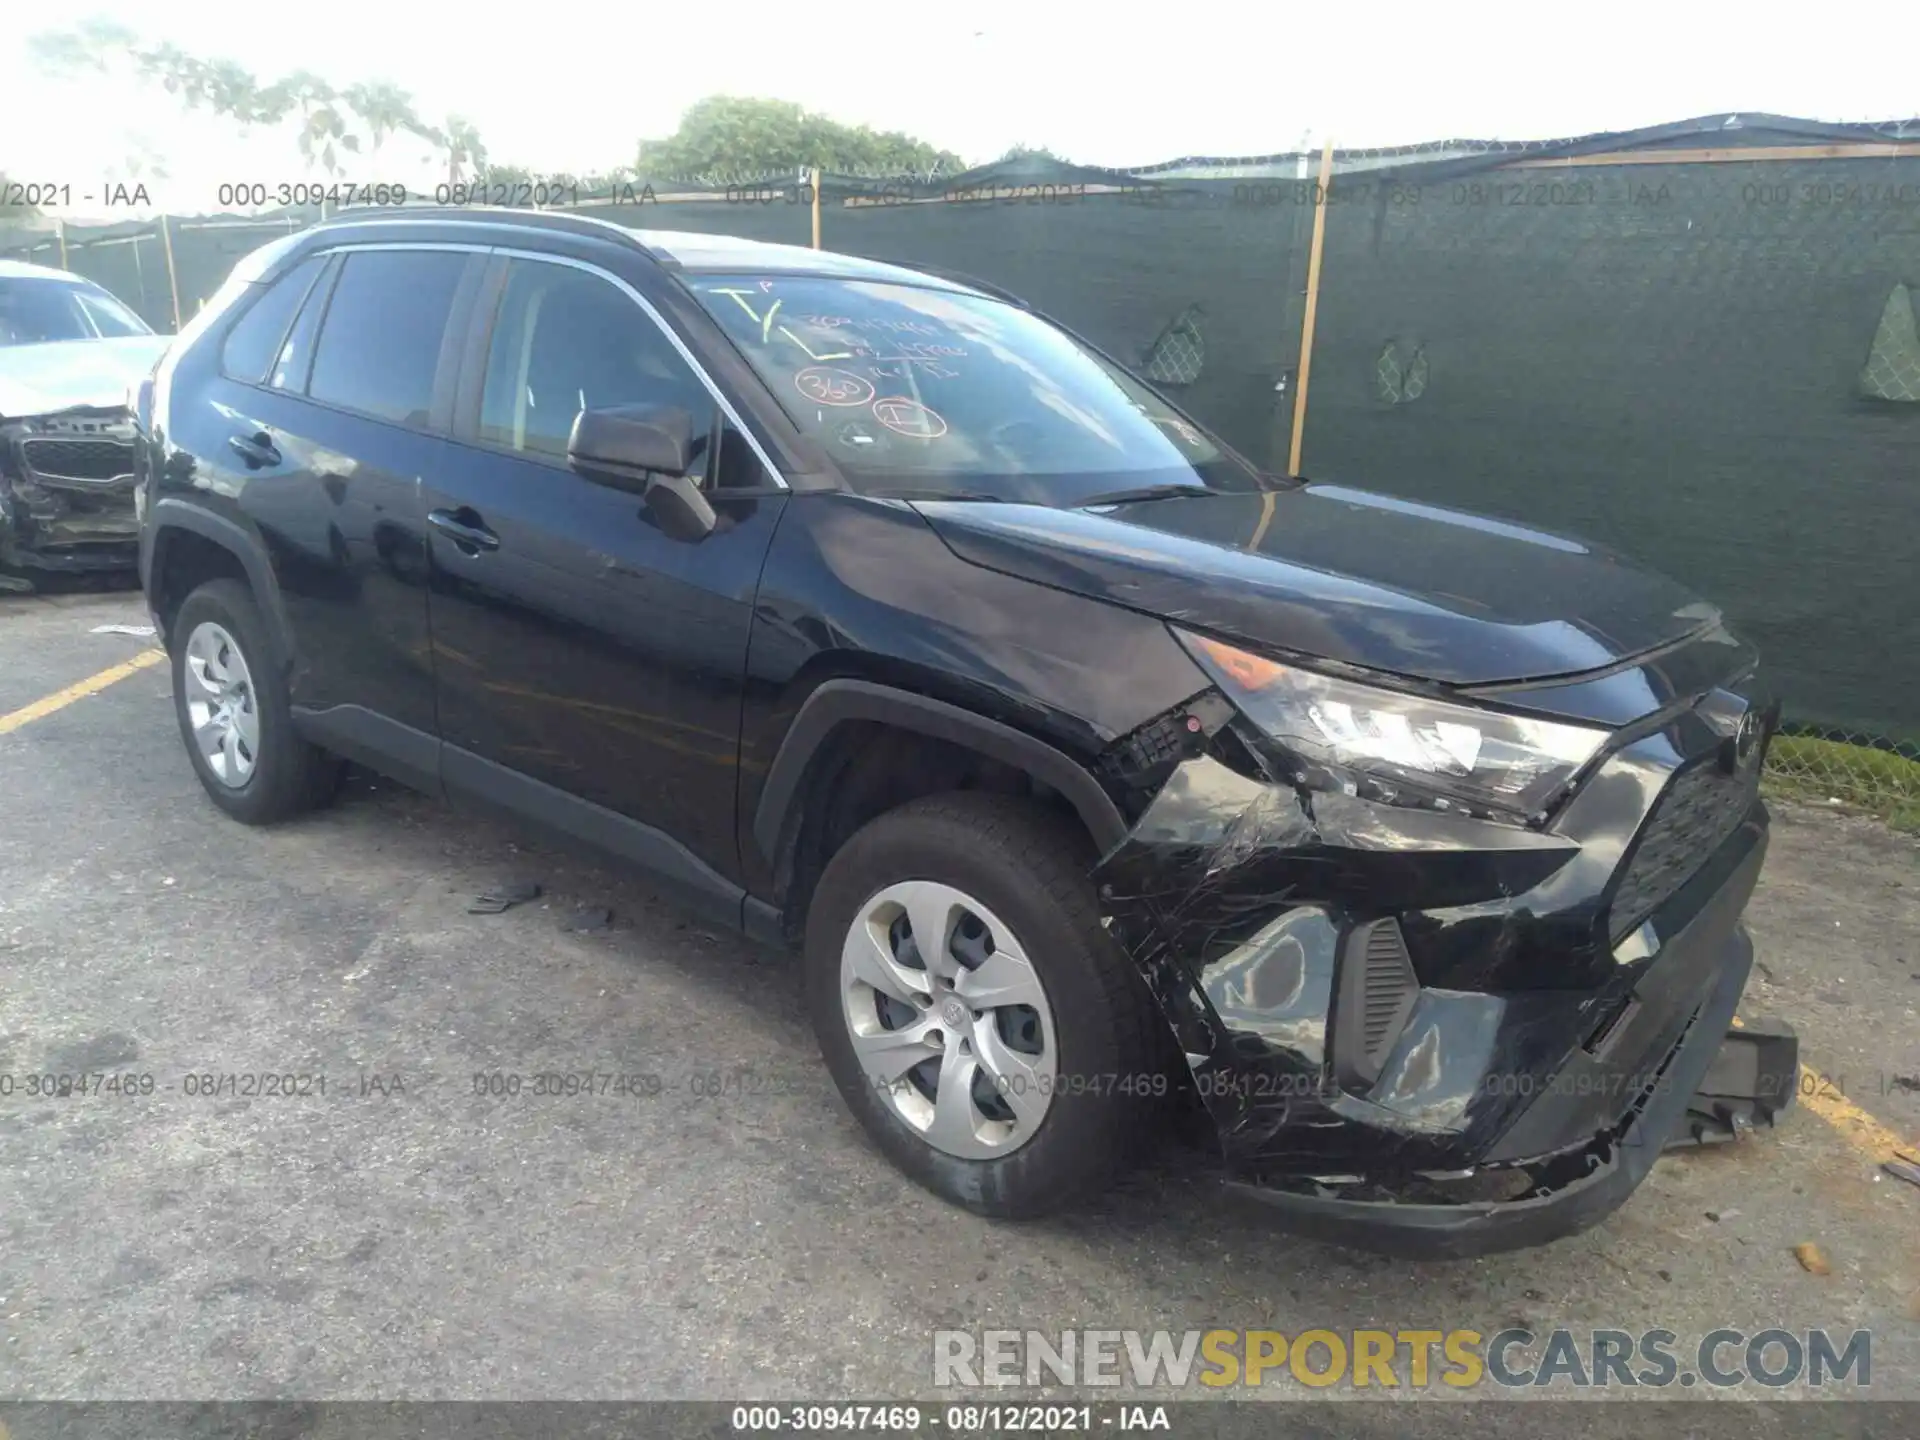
[805,792,1166,1218]
[170,579,342,824]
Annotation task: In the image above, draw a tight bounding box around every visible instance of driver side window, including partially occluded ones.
[478,260,716,476]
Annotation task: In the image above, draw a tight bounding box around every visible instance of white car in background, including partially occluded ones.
[0,259,171,589]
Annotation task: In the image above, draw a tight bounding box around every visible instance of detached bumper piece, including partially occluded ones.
[1664,1014,1798,1150]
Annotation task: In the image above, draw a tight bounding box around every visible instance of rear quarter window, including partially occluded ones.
[220,255,326,384]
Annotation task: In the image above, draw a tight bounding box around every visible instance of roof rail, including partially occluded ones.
[305,206,667,260]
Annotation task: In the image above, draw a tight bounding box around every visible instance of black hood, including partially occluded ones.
[912,483,1719,688]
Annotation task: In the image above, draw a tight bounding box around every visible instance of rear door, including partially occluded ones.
[425,250,788,907]
[211,243,484,785]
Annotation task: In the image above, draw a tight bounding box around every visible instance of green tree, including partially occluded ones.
[635,97,964,180]
[30,24,474,181]
[442,116,489,185]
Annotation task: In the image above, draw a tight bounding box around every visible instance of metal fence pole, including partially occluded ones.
[130,234,150,318]
[811,166,822,249]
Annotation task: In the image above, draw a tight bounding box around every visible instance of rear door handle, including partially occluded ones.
[428,507,501,553]
[228,432,280,468]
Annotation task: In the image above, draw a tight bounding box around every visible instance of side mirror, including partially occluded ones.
[567,403,716,540]
[642,470,718,543]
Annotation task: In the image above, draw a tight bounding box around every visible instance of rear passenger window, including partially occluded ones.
[308,250,466,428]
[220,255,324,383]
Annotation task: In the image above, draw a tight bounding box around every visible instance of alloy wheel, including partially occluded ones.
[183,621,260,787]
[839,880,1058,1158]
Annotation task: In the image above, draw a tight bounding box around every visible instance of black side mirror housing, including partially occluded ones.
[642,471,718,543]
[567,403,716,540]
[568,404,694,487]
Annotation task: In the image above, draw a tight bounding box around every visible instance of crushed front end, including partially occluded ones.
[1093,625,1796,1257]
[0,406,143,584]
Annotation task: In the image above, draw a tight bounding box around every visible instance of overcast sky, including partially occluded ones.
[4,1,1915,217]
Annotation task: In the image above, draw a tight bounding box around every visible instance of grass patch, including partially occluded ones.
[1764,734,1920,831]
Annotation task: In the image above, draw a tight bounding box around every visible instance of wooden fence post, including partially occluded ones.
[158,215,183,332]
[1287,138,1337,477]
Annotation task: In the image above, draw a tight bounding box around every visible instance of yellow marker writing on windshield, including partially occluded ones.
[778,325,854,362]
[709,288,765,323]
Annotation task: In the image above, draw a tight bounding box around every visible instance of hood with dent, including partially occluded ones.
[0,336,171,419]
[911,483,1718,687]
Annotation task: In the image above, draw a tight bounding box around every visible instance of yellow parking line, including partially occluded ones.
[0,649,166,736]
[1799,1068,1918,1164]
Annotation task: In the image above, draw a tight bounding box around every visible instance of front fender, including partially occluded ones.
[751,677,1130,871]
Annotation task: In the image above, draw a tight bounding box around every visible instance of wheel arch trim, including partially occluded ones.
[751,678,1129,869]
[147,499,293,663]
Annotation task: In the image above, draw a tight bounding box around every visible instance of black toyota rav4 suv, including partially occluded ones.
[135,209,1793,1256]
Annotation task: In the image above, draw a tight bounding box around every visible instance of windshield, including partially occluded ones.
[688,273,1263,505]
[0,279,153,346]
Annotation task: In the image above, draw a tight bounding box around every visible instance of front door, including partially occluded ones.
[423,254,787,909]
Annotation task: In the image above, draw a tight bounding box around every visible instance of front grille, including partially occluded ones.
[1607,746,1761,941]
[20,437,135,484]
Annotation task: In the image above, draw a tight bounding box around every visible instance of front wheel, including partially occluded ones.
[804,792,1166,1218]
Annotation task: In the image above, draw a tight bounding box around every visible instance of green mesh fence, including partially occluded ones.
[1298,155,1920,753]
[5,139,1917,821]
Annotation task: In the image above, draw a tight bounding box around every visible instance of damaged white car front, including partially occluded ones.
[0,259,169,590]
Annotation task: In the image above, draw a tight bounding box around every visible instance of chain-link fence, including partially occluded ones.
[1764,730,1920,829]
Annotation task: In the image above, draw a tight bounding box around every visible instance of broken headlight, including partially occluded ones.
[1176,629,1609,818]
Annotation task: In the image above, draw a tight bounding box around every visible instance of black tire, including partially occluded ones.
[170,578,343,824]
[805,792,1166,1218]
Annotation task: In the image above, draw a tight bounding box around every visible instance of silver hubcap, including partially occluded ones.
[840,880,1057,1159]
[183,621,260,787]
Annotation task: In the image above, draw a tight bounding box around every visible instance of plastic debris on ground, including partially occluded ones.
[564,905,614,933]
[468,881,542,914]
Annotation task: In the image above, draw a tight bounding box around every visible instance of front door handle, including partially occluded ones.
[228,432,280,468]
[428,507,501,554]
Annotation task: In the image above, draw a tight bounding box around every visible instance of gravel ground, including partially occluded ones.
[1,590,1915,1424]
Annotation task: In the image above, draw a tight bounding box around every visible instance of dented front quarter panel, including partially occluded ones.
[1091,682,1761,1188]
[1096,735,1592,1173]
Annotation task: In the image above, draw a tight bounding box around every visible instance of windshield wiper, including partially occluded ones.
[1074,483,1213,508]
[871,487,1008,504]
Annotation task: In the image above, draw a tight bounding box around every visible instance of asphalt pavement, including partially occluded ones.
[1,590,1915,1421]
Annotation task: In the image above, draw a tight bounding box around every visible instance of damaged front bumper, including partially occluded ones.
[0,407,143,581]
[1220,907,1784,1258]
[1092,679,1794,1258]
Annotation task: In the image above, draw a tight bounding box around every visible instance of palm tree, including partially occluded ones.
[442,117,487,187]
